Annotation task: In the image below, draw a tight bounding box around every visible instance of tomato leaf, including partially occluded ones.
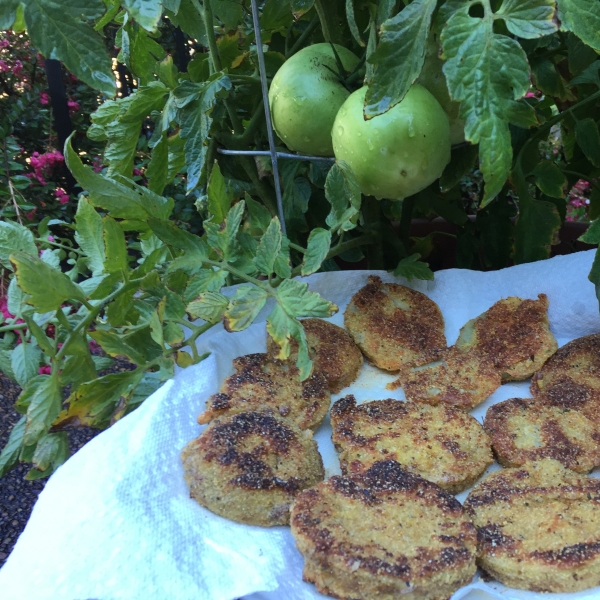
[532,160,567,198]
[497,0,557,39]
[325,161,361,233]
[579,218,600,244]
[186,292,229,323]
[222,286,269,332]
[204,201,245,262]
[392,253,434,281]
[514,195,561,263]
[365,0,437,117]
[185,269,228,301]
[559,0,600,52]
[207,162,234,223]
[11,342,41,389]
[75,197,106,277]
[575,118,600,167]
[290,0,314,19]
[0,416,26,477]
[89,330,151,365]
[23,375,63,446]
[440,145,478,192]
[301,228,331,276]
[276,279,337,318]
[254,218,283,276]
[31,432,69,473]
[147,133,169,195]
[346,0,365,47]
[103,217,128,274]
[0,220,38,269]
[123,0,163,31]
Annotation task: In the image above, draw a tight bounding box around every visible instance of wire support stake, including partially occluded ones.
[249,0,287,234]
[217,148,335,163]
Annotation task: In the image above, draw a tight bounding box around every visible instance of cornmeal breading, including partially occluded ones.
[456,295,557,381]
[267,318,363,393]
[197,353,330,431]
[344,275,446,372]
[484,397,600,473]
[291,460,478,600]
[465,459,600,593]
[330,396,493,493]
[181,411,324,526]
[390,346,501,410]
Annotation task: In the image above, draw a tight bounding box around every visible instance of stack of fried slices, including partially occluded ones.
[182,275,600,599]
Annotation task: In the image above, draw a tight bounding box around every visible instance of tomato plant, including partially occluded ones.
[2,0,600,479]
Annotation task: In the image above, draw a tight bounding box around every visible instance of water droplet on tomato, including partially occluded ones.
[337,126,344,136]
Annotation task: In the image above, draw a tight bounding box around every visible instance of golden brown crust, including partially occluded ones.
[531,334,600,421]
[267,319,363,393]
[484,397,600,473]
[330,396,493,493]
[197,353,330,431]
[456,295,557,381]
[344,276,446,372]
[291,461,477,600]
[181,411,324,526]
[390,346,501,410]
[465,459,600,593]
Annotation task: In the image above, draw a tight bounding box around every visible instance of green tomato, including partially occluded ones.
[269,43,360,157]
[417,36,465,145]
[332,85,451,200]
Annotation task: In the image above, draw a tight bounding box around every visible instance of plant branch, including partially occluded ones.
[3,139,22,225]
[286,15,320,58]
[0,321,28,333]
[36,238,84,255]
[314,0,333,44]
[562,170,599,189]
[198,0,221,73]
[325,233,376,260]
[238,155,279,216]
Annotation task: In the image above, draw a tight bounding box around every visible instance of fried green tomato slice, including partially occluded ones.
[181,411,324,526]
[465,459,600,593]
[484,397,600,473]
[267,318,363,393]
[197,353,330,431]
[456,294,557,382]
[291,460,477,600]
[344,275,446,372]
[389,346,501,410]
[330,396,493,493]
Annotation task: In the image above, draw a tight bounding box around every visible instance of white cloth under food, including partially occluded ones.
[2,251,600,600]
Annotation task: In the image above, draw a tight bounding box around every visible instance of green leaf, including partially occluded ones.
[222,285,269,331]
[392,253,434,281]
[261,0,292,30]
[575,118,600,168]
[24,375,63,446]
[0,417,26,477]
[186,291,229,323]
[514,195,561,263]
[497,0,558,39]
[147,133,169,195]
[346,0,365,47]
[7,276,30,319]
[276,279,337,317]
[440,145,478,192]
[0,0,20,29]
[123,0,162,31]
[177,75,232,192]
[532,160,567,198]
[103,217,128,274]
[559,0,600,52]
[325,161,362,233]
[164,322,185,345]
[168,0,207,46]
[149,309,164,347]
[31,432,69,472]
[89,330,148,365]
[290,0,314,19]
[123,81,169,121]
[184,268,228,301]
[60,344,98,392]
[588,247,600,285]
[204,200,245,262]
[25,317,55,357]
[0,220,38,269]
[245,193,273,232]
[207,162,233,223]
[301,228,331,276]
[121,22,167,84]
[213,0,243,29]
[441,1,539,204]
[11,252,86,312]
[0,349,17,381]
[531,59,575,102]
[24,0,115,96]
[254,218,283,276]
[365,0,437,117]
[75,197,106,277]
[274,236,292,279]
[580,218,600,244]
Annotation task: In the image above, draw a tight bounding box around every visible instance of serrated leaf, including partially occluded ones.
[40,249,61,269]
[24,0,115,96]
[89,330,148,365]
[75,197,106,277]
[346,0,365,46]
[580,218,600,244]
[60,346,98,392]
[497,0,557,39]
[254,218,283,276]
[147,133,169,195]
[103,217,128,274]
[441,2,538,204]
[575,118,600,167]
[175,350,194,368]
[0,0,20,29]
[25,317,55,357]
[276,279,337,318]
[168,0,207,45]
[184,268,228,301]
[164,323,185,345]
[24,375,63,446]
[274,236,292,279]
[11,252,86,312]
[124,0,162,31]
[588,247,600,285]
[570,60,600,88]
[559,0,600,52]
[325,161,362,233]
[245,193,273,232]
[0,220,37,269]
[0,416,26,477]
[532,59,575,102]
[440,145,478,192]
[0,348,17,381]
[222,286,269,331]
[532,160,567,198]
[290,0,314,19]
[177,75,232,192]
[514,195,561,263]
[365,0,437,117]
[31,432,69,472]
[186,291,229,323]
[204,201,245,262]
[301,228,331,276]
[7,276,30,319]
[123,81,169,121]
[207,162,233,223]
[392,253,434,281]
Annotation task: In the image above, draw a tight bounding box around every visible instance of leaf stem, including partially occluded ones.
[199,0,222,73]
[314,0,333,44]
[36,238,84,255]
[288,241,306,254]
[286,15,320,58]
[0,321,28,333]
[562,170,598,189]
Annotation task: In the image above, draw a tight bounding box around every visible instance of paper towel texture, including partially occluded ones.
[2,251,600,600]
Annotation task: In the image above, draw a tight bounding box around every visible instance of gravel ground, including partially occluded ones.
[0,359,135,569]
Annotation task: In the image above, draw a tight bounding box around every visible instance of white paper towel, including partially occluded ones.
[2,251,600,600]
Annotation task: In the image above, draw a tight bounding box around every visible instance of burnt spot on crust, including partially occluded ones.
[210,393,231,410]
[531,541,600,566]
[478,524,519,553]
[359,555,411,578]
[535,376,591,410]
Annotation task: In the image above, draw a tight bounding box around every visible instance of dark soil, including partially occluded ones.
[0,359,135,569]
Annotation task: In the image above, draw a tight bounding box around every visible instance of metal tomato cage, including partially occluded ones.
[216,0,334,236]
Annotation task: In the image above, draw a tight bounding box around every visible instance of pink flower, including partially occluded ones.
[92,158,104,173]
[12,59,23,77]
[0,296,14,320]
[0,39,9,48]
[0,60,8,72]
[133,168,143,177]
[55,187,69,205]
[25,209,37,221]
[67,99,80,115]
[47,235,55,242]
[88,339,101,353]
[38,365,52,375]
[40,91,50,105]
